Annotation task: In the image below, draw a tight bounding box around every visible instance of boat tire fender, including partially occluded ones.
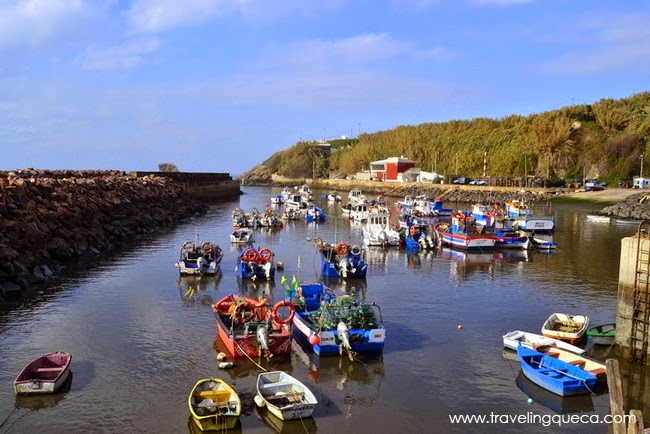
[201,241,213,254]
[243,248,258,262]
[258,248,272,262]
[350,245,362,256]
[272,301,296,324]
[183,240,195,253]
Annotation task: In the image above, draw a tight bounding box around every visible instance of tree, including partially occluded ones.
[159,162,180,172]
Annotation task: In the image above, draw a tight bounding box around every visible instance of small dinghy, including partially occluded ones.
[254,371,318,421]
[14,352,72,394]
[188,377,241,431]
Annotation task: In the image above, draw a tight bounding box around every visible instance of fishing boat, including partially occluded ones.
[230,227,254,244]
[433,213,496,250]
[586,323,616,346]
[287,283,385,357]
[305,204,326,223]
[212,294,295,358]
[315,238,367,279]
[341,202,369,222]
[188,377,241,431]
[535,345,607,383]
[502,330,585,355]
[322,191,342,202]
[505,199,555,232]
[176,240,224,276]
[360,213,401,247]
[541,313,589,345]
[237,247,276,280]
[493,227,530,250]
[254,371,318,421]
[517,344,597,397]
[14,352,72,394]
[270,194,284,205]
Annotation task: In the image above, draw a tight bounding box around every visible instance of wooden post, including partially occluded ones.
[608,358,626,434]
[627,409,644,434]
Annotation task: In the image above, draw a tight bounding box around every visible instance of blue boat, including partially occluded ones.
[517,344,597,396]
[305,205,326,223]
[315,239,367,279]
[287,283,385,357]
[237,247,276,280]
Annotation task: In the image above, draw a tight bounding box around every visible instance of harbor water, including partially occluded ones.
[0,186,647,433]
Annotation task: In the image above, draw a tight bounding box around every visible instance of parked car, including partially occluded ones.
[469,179,487,185]
[453,177,471,184]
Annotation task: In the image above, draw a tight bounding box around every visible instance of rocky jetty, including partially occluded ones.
[598,192,650,219]
[0,169,208,299]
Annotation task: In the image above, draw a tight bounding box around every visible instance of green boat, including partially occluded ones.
[586,323,616,346]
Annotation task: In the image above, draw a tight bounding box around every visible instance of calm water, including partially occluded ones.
[0,187,646,433]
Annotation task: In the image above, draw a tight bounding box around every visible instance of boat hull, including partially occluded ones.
[292,312,385,356]
[188,378,241,431]
[541,313,589,345]
[586,323,616,346]
[517,345,597,397]
[256,371,318,421]
[14,352,72,394]
[502,330,585,355]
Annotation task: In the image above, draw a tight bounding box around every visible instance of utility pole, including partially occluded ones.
[455,152,459,175]
[641,154,644,178]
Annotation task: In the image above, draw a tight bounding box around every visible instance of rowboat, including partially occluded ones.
[586,323,616,346]
[212,294,295,358]
[517,344,597,396]
[14,352,72,394]
[188,378,241,431]
[315,238,367,279]
[287,283,385,357]
[541,313,589,345]
[254,371,318,420]
[502,330,585,355]
[177,240,224,276]
[535,345,607,383]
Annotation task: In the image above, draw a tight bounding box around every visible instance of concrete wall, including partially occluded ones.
[129,171,240,200]
[616,234,650,362]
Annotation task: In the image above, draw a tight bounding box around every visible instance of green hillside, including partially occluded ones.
[244,91,650,185]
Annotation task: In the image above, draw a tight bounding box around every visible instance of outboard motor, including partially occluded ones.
[196,256,208,273]
[257,324,270,357]
[263,261,273,279]
[337,322,353,358]
[337,258,349,278]
[378,230,387,246]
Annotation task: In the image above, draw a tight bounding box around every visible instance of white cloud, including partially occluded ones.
[125,0,234,33]
[0,0,88,49]
[78,37,161,71]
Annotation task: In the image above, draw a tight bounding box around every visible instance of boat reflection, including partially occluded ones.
[322,278,368,302]
[293,338,384,391]
[187,414,242,434]
[515,371,594,414]
[236,276,277,298]
[14,372,73,410]
[441,248,495,283]
[493,249,530,264]
[177,272,223,305]
[254,404,318,433]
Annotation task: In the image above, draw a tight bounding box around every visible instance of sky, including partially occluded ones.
[1,0,649,176]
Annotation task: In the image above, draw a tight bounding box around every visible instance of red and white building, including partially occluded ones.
[368,156,417,182]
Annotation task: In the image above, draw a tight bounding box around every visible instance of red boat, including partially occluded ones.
[212,295,295,358]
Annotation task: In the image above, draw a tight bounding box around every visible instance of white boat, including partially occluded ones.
[254,371,318,421]
[348,188,366,204]
[342,202,369,222]
[541,313,589,345]
[177,240,224,276]
[530,236,557,250]
[230,227,254,244]
[502,330,585,355]
[285,194,309,209]
[360,213,401,247]
[270,194,284,205]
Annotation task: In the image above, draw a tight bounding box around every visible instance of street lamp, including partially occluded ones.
[641,154,644,178]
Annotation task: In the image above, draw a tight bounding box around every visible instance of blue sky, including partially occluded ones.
[2,0,649,175]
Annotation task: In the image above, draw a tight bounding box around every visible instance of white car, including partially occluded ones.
[469,179,487,185]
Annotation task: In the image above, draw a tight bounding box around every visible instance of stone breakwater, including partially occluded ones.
[0,169,208,298]
[598,192,650,219]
